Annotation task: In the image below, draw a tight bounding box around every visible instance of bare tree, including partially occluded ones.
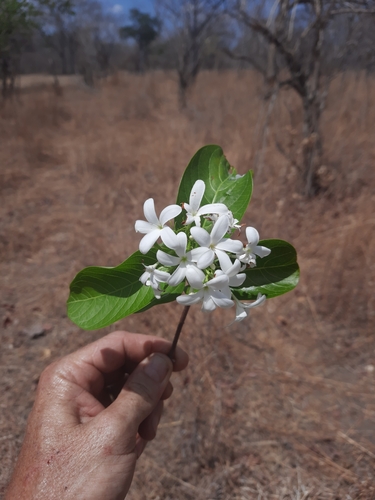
[0,0,38,98]
[36,0,119,81]
[229,0,375,196]
[156,0,226,107]
[38,0,77,75]
[73,1,120,84]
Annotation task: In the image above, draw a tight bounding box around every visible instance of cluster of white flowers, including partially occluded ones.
[135,180,271,322]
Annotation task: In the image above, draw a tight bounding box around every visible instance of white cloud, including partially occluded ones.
[110,4,124,14]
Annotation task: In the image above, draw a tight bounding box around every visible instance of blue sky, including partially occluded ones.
[103,0,154,16]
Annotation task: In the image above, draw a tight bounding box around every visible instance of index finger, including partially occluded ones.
[53,331,189,394]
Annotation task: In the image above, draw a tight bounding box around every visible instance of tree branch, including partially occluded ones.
[330,8,375,14]
[222,47,266,75]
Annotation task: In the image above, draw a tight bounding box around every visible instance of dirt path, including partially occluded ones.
[1,72,374,499]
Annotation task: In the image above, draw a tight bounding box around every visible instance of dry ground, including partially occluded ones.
[0,70,374,499]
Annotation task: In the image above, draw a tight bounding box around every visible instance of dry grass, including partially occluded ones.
[0,70,374,499]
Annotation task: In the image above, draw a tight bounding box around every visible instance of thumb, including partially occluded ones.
[105,353,173,446]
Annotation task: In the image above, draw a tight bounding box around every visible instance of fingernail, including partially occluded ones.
[144,354,171,383]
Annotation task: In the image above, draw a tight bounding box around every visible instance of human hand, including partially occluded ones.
[5,331,189,500]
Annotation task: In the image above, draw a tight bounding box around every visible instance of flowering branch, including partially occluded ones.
[67,145,299,333]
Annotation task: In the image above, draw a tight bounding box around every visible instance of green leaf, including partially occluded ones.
[136,281,185,314]
[175,145,253,229]
[232,239,299,300]
[67,250,157,330]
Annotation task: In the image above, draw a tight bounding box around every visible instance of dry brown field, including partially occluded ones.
[0,70,375,499]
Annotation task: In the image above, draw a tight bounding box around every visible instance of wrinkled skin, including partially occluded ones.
[5,331,189,500]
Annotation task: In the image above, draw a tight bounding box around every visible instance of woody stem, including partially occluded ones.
[168,306,190,362]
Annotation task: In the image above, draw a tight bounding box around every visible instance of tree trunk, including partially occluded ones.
[302,97,323,197]
[138,46,146,73]
[1,57,10,99]
[266,43,276,84]
[177,36,201,110]
[178,71,188,109]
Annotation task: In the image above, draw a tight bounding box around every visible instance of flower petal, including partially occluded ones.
[196,249,215,269]
[143,198,159,225]
[176,291,203,305]
[156,250,180,267]
[185,265,205,288]
[139,271,150,285]
[210,215,229,244]
[189,246,209,262]
[254,245,271,258]
[139,229,161,254]
[202,295,217,312]
[190,226,211,247]
[189,180,205,212]
[160,226,178,250]
[154,269,171,282]
[237,252,255,265]
[226,258,242,276]
[168,266,186,286]
[211,291,234,308]
[245,227,260,246]
[184,211,195,226]
[159,204,182,226]
[215,249,233,271]
[207,274,229,289]
[197,203,228,215]
[235,304,248,322]
[193,215,202,227]
[216,251,233,272]
[135,220,156,234]
[247,293,266,308]
[174,232,187,257]
[228,273,246,287]
[144,263,158,272]
[216,238,243,254]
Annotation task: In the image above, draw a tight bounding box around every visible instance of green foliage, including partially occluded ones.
[232,240,299,300]
[68,250,157,330]
[175,145,253,229]
[67,145,299,331]
[38,0,75,16]
[120,8,161,50]
[0,0,39,53]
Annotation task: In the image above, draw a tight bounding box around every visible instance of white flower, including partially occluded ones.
[135,198,182,254]
[156,228,205,287]
[232,293,266,322]
[237,227,271,267]
[207,210,241,231]
[215,257,246,288]
[183,180,228,227]
[228,211,241,231]
[140,263,170,299]
[190,215,243,270]
[176,274,233,312]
